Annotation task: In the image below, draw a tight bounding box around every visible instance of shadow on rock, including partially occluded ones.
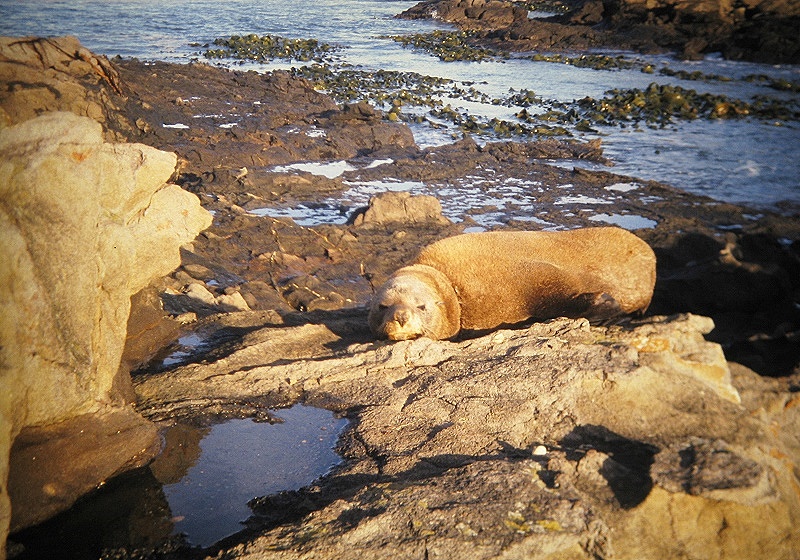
[560,425,659,510]
[8,468,186,560]
[648,231,800,376]
[233,448,527,552]
[133,307,374,376]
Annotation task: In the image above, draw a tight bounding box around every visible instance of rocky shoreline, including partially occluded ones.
[399,0,800,64]
[104,53,800,380]
[1,14,799,560]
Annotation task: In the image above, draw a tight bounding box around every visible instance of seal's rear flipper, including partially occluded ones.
[571,292,623,324]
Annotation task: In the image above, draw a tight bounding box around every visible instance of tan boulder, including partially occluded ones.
[0,112,212,547]
[348,191,451,227]
[0,36,127,136]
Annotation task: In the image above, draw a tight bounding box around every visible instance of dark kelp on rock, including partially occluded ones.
[386,29,506,62]
[203,34,341,64]
[574,82,800,127]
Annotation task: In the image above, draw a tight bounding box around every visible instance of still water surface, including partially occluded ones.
[12,405,348,556]
[2,0,798,207]
[159,408,346,547]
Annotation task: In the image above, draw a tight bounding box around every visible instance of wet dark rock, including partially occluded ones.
[400,0,527,29]
[399,0,800,63]
[325,100,381,122]
[113,59,416,191]
[563,0,604,25]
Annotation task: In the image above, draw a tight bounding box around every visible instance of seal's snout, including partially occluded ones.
[394,307,411,326]
[373,302,429,340]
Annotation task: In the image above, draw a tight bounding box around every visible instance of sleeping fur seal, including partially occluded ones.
[369,227,656,340]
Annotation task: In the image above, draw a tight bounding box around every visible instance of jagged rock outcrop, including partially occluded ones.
[0,112,212,546]
[0,36,132,138]
[399,0,800,62]
[132,312,800,559]
[596,0,800,61]
[113,59,417,187]
[399,0,528,29]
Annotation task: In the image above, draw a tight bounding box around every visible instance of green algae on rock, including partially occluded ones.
[387,30,505,62]
[204,34,340,64]
[575,82,800,127]
[290,64,498,132]
[658,67,734,83]
[513,0,571,13]
[292,65,457,107]
[430,105,573,138]
[528,52,640,71]
[743,74,800,93]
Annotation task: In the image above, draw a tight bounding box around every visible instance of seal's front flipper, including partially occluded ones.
[570,292,623,324]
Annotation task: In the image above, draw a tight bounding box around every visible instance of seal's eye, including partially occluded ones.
[417,304,426,311]
[378,304,388,310]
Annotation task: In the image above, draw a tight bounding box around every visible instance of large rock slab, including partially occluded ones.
[133,312,800,559]
[7,408,161,532]
[0,112,212,543]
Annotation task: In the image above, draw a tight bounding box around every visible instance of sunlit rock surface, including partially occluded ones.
[0,112,212,542]
[1,33,798,560]
[134,312,800,559]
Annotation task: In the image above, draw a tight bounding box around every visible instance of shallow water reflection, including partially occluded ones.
[589,213,658,230]
[155,408,347,547]
[10,405,347,558]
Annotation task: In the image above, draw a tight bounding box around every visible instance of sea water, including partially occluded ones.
[2,0,798,208]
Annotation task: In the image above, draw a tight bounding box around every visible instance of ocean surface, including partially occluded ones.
[2,0,799,208]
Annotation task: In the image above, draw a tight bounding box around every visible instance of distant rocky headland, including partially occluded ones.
[1,5,799,557]
[399,0,800,63]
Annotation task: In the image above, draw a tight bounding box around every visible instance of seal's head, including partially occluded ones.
[369,265,460,341]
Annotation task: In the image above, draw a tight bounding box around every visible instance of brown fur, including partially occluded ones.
[369,227,656,340]
[368,264,461,340]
